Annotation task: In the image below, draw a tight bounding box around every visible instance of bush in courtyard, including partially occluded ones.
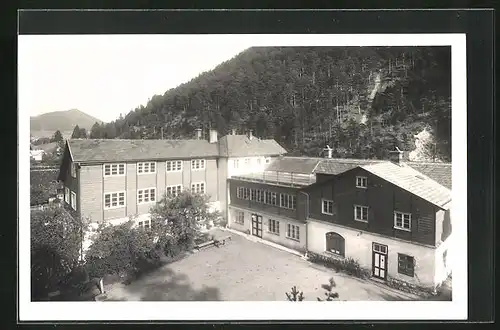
[31,206,84,300]
[84,221,162,280]
[149,190,222,256]
[317,277,340,301]
[307,252,371,279]
[285,286,304,301]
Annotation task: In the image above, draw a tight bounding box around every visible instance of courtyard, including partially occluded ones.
[103,228,423,301]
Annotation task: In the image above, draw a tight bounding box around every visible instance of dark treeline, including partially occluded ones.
[89,46,451,161]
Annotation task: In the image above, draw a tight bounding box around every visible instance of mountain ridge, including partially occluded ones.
[30,109,103,133]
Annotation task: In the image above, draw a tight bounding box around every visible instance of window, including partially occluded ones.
[166,185,182,198]
[354,205,369,222]
[394,212,411,231]
[286,224,300,240]
[104,191,126,209]
[268,219,280,234]
[166,160,183,172]
[398,254,415,277]
[236,187,244,199]
[244,158,250,165]
[372,243,388,254]
[280,194,297,210]
[64,187,70,204]
[191,182,205,194]
[233,159,239,169]
[256,158,261,165]
[70,191,77,210]
[257,189,264,203]
[443,250,448,267]
[325,232,345,257]
[356,176,367,188]
[242,187,250,200]
[250,189,256,201]
[322,199,334,215]
[137,162,156,174]
[271,192,277,206]
[138,188,156,204]
[191,159,206,170]
[265,157,271,164]
[137,219,151,229]
[103,163,126,177]
[235,211,244,225]
[265,191,274,204]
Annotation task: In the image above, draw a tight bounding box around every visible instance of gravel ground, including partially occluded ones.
[104,229,422,301]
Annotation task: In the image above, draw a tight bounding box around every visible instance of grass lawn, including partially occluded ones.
[104,229,423,301]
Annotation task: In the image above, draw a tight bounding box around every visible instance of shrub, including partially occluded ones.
[307,252,371,279]
[84,221,161,280]
[317,277,340,301]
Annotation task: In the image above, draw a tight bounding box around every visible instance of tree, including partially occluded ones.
[51,130,63,143]
[31,206,84,300]
[79,128,88,139]
[149,190,222,256]
[71,125,81,139]
[84,220,161,279]
[90,122,102,139]
[285,286,304,301]
[317,277,339,301]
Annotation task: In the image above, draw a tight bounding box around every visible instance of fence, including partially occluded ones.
[232,171,316,187]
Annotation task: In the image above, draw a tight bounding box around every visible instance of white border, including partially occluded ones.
[19,33,467,321]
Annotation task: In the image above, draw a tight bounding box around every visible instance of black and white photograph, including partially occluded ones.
[19,30,468,321]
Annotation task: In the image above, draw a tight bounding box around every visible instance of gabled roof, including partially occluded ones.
[68,139,219,163]
[231,171,316,188]
[314,158,385,175]
[360,162,451,209]
[405,162,452,189]
[265,156,321,174]
[218,135,287,157]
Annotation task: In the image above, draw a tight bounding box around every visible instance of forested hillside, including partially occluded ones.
[89,46,451,161]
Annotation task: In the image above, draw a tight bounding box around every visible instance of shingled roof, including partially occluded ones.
[68,139,220,163]
[265,156,321,174]
[314,158,385,175]
[405,162,452,189]
[360,162,451,209]
[218,135,287,157]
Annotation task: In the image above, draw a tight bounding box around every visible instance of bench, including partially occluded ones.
[194,240,215,250]
[214,235,232,247]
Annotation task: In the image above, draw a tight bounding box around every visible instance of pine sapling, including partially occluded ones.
[285,286,304,301]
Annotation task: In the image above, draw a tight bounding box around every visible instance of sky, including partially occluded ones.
[18,35,252,123]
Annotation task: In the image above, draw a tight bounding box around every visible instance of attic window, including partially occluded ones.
[415,175,426,180]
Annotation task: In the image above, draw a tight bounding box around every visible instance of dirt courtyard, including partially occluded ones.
[104,229,422,301]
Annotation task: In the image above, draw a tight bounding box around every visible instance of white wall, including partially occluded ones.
[307,218,439,288]
[227,156,271,177]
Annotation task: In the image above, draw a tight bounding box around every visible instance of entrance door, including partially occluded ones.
[251,214,263,238]
[372,242,388,280]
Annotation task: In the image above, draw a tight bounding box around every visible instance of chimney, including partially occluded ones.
[209,129,218,143]
[323,145,333,158]
[247,130,253,140]
[195,128,202,140]
[389,147,404,165]
[231,129,236,135]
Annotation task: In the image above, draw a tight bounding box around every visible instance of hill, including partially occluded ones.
[30,109,103,134]
[91,46,451,161]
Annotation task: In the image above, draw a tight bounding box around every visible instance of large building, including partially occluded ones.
[57,129,286,227]
[57,129,452,291]
[226,151,452,291]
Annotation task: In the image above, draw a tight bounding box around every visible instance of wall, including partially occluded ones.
[79,164,104,223]
[79,158,220,223]
[307,168,437,246]
[307,218,438,288]
[228,205,307,252]
[217,158,228,220]
[227,156,269,177]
